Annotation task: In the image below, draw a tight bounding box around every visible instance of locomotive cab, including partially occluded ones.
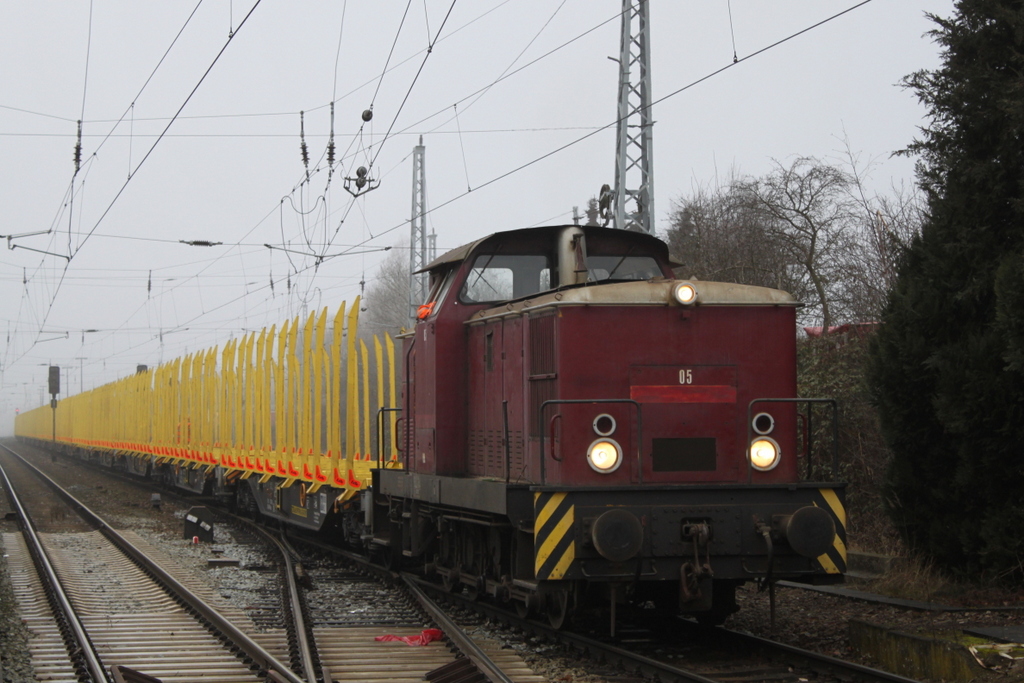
[375,225,845,628]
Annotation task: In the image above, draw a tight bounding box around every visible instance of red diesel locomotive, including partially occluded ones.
[370,223,846,627]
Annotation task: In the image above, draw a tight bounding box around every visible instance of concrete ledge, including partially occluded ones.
[848,619,987,682]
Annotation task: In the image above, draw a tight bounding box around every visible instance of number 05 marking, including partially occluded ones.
[679,369,692,384]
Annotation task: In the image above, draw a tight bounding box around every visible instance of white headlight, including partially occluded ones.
[587,438,622,473]
[672,281,698,305]
[749,437,781,471]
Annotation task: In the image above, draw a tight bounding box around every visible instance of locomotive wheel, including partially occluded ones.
[515,599,531,619]
[546,588,570,630]
[695,580,739,626]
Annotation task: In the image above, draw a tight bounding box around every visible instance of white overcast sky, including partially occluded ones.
[0,0,952,429]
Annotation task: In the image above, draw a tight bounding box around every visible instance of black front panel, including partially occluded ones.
[652,437,717,471]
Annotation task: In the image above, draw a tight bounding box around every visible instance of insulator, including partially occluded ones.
[299,111,310,170]
[362,109,373,122]
[355,176,367,190]
[328,102,336,165]
[356,166,367,178]
[74,120,83,173]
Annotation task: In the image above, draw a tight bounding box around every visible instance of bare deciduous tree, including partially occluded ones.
[667,172,795,292]
[361,243,412,336]
[666,155,923,330]
[732,157,861,331]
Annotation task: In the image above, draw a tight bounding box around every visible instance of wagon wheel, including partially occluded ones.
[465,576,482,601]
[546,588,570,630]
[441,567,462,593]
[378,542,402,571]
[381,523,403,571]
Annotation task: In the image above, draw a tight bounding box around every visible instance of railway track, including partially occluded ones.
[0,443,301,683]
[414,574,928,683]
[0,440,933,683]
[0,441,544,683]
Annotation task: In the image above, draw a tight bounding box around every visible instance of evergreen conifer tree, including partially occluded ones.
[868,1,1024,578]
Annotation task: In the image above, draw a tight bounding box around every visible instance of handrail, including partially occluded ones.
[375,407,402,468]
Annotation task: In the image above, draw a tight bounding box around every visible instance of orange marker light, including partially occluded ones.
[417,302,436,319]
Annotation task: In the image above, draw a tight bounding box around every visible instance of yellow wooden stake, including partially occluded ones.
[373,335,385,465]
[330,302,346,468]
[276,320,288,459]
[360,338,370,463]
[385,333,397,460]
[344,298,360,484]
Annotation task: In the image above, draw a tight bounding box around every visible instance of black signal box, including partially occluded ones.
[48,366,60,396]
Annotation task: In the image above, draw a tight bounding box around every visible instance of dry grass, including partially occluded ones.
[866,555,953,602]
[865,554,1024,607]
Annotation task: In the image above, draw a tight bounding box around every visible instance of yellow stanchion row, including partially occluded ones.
[14,297,399,500]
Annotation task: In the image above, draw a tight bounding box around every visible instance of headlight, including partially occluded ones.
[587,438,622,473]
[672,281,698,305]
[749,437,780,471]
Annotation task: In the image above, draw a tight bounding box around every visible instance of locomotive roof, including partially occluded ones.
[418,224,674,273]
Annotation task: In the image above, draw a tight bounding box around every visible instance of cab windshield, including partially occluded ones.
[459,253,553,304]
[586,254,662,282]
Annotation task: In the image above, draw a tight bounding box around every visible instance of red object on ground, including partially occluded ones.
[374,628,443,646]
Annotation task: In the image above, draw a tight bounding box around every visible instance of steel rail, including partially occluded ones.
[281,535,518,683]
[411,574,721,683]
[703,623,925,683]
[218,512,319,683]
[0,453,111,683]
[402,574,517,683]
[1,443,306,683]
[412,575,928,683]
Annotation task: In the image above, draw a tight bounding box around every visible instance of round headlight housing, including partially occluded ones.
[749,437,781,471]
[587,438,623,473]
[752,412,775,435]
[593,413,616,436]
[672,281,698,305]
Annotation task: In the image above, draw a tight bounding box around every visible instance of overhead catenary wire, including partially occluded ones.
[4,0,257,376]
[53,0,822,381]
[333,0,880,259]
[2,0,212,370]
[5,0,877,398]
[368,0,459,168]
[74,0,262,259]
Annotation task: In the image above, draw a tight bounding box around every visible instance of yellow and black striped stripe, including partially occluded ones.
[812,488,847,574]
[534,492,575,580]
